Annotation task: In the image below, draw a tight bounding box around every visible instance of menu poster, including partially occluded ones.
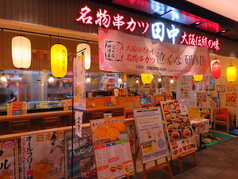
[105,96,116,107]
[0,140,18,179]
[7,101,27,115]
[133,108,169,164]
[21,131,65,179]
[63,99,73,110]
[65,128,97,179]
[160,100,197,159]
[90,117,134,179]
[226,85,237,107]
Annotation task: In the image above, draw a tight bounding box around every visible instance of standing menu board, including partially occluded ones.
[66,128,96,179]
[90,117,134,179]
[160,100,197,159]
[21,131,65,179]
[133,108,169,164]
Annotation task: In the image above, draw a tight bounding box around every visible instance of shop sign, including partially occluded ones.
[180,32,220,51]
[151,23,180,44]
[76,5,149,35]
[99,28,210,76]
[76,5,220,51]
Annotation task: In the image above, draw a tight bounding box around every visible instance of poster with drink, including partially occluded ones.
[160,100,197,159]
[21,131,65,179]
[66,128,97,179]
[133,108,169,163]
[0,140,18,179]
[7,101,27,115]
[73,55,86,111]
[90,117,134,179]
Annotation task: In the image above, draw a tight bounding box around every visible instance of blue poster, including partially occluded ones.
[66,129,96,179]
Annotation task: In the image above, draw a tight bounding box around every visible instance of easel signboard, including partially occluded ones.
[160,100,197,159]
[90,117,134,179]
[133,108,173,178]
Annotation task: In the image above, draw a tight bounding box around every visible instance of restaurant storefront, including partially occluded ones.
[0,0,238,178]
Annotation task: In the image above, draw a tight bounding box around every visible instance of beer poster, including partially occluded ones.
[66,128,96,179]
[160,100,197,159]
[90,117,134,179]
[0,140,18,179]
[21,131,65,179]
[133,108,169,163]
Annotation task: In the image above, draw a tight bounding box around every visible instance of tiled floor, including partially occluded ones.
[129,131,238,179]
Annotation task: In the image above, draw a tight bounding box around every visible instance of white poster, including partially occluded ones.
[73,55,86,111]
[99,28,210,76]
[133,108,169,163]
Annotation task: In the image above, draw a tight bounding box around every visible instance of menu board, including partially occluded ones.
[21,131,65,179]
[7,101,27,115]
[160,100,197,159]
[0,140,18,179]
[133,108,169,164]
[66,128,97,179]
[90,117,134,179]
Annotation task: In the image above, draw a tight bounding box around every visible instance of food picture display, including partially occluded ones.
[90,117,134,179]
[161,100,197,159]
[133,108,169,164]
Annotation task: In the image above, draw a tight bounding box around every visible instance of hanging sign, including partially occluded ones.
[73,55,86,111]
[133,108,169,163]
[99,28,210,76]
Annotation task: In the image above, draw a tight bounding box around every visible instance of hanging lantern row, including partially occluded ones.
[11,33,91,78]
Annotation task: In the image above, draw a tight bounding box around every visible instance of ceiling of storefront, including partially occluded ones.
[112,0,238,41]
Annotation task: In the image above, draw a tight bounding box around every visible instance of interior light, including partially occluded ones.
[12,35,31,69]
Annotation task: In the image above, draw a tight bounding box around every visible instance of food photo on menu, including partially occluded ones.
[161,100,197,158]
[91,117,127,144]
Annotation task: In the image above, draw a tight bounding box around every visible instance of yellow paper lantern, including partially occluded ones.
[51,43,68,78]
[193,75,203,82]
[77,43,91,70]
[141,74,153,84]
[122,74,127,81]
[12,35,31,69]
[226,65,236,83]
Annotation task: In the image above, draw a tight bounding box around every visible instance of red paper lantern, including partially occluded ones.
[211,61,221,79]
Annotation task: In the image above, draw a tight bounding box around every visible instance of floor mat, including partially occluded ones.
[202,130,236,147]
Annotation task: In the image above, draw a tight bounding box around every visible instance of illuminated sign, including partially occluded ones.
[76,5,220,51]
[151,23,179,44]
[180,32,220,51]
[76,5,149,34]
